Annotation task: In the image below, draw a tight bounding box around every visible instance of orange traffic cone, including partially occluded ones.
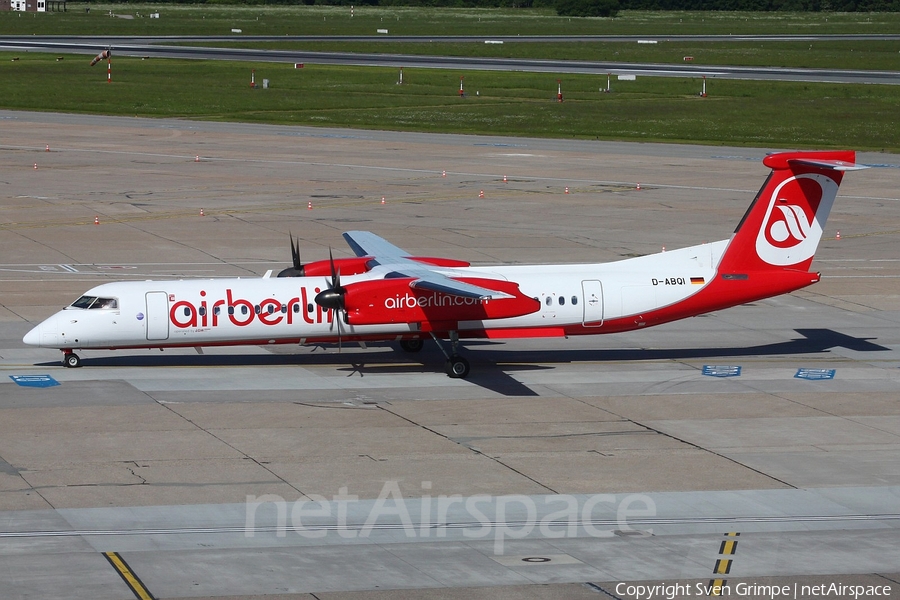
[199,208,205,217]
[478,190,484,199]
[307,201,313,210]
[636,183,642,191]
[94,215,100,225]
[836,231,841,240]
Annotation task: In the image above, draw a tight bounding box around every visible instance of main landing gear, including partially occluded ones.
[399,338,424,353]
[401,335,469,378]
[62,351,82,368]
[429,332,470,379]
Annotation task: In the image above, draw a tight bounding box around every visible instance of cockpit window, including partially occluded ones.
[68,296,118,310]
[70,296,98,309]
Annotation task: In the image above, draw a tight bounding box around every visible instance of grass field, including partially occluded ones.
[1,7,899,149]
[3,53,898,151]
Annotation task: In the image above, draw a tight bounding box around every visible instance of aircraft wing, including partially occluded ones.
[342,231,513,300]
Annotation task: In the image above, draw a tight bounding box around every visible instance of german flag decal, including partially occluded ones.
[691,277,705,285]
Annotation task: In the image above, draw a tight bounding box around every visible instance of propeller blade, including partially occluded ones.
[290,234,302,270]
[277,233,305,277]
[337,309,343,353]
[328,248,341,290]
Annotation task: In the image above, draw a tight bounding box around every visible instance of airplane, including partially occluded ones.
[23,150,866,379]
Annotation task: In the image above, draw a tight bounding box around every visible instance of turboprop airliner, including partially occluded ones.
[23,150,865,378]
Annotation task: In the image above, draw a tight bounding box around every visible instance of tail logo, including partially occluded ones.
[768,203,812,247]
[755,173,839,267]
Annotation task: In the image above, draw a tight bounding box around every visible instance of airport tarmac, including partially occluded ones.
[1,111,899,599]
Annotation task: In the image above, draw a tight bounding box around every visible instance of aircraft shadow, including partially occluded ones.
[466,328,891,365]
[31,329,888,398]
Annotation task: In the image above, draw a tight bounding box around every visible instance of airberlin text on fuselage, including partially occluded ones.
[385,293,483,310]
[169,288,331,329]
[168,289,488,329]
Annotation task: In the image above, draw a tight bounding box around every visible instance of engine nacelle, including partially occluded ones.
[342,277,539,326]
[301,257,372,277]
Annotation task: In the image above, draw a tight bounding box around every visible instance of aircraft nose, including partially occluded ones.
[22,322,43,346]
[22,315,59,348]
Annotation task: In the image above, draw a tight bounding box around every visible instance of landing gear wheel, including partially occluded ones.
[445,354,470,379]
[400,339,424,353]
[63,353,81,368]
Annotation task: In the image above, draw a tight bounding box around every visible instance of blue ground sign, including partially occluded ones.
[9,375,60,388]
[794,368,836,380]
[702,365,742,378]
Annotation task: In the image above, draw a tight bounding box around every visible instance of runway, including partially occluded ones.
[1,111,900,599]
[2,36,900,84]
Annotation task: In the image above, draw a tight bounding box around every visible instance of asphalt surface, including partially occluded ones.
[1,112,899,599]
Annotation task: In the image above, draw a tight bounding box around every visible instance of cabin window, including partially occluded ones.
[544,296,552,306]
[558,297,565,306]
[293,304,300,313]
[307,303,314,313]
[228,306,235,315]
[571,296,578,305]
[214,306,221,316]
[267,305,275,315]
[183,307,191,317]
[198,307,206,316]
[281,304,287,314]
[241,306,248,315]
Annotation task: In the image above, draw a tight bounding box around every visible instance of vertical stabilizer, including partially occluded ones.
[717,151,865,275]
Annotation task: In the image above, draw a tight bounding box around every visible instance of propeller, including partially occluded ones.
[314,249,346,312]
[276,233,305,277]
[315,249,348,350]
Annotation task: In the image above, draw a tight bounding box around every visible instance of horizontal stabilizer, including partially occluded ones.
[788,158,868,172]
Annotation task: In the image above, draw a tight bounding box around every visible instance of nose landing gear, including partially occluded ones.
[62,351,82,368]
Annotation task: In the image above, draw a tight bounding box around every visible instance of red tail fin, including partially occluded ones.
[717,151,864,275]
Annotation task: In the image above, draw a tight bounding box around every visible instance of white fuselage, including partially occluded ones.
[23,241,726,351]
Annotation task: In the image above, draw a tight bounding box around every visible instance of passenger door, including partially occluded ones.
[581,280,603,327]
[145,291,170,341]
